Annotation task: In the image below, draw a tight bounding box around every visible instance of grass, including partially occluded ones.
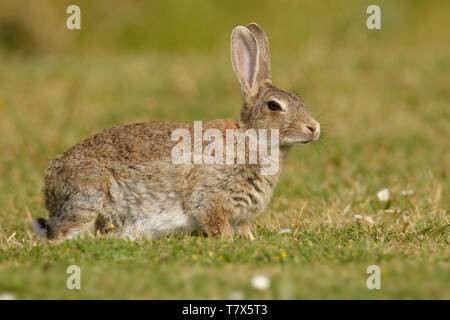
[0,0,449,299]
[0,228,448,299]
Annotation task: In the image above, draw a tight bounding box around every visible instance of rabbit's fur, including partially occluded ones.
[32,23,320,240]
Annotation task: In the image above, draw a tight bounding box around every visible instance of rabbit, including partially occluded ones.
[31,23,320,241]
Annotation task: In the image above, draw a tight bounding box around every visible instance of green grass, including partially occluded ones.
[0,0,449,299]
[0,228,448,299]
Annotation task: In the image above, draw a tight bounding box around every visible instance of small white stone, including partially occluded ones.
[251,275,270,291]
[229,290,244,300]
[0,292,16,300]
[278,228,292,235]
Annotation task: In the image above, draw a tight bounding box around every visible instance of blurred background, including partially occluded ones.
[1,0,448,55]
[0,0,448,299]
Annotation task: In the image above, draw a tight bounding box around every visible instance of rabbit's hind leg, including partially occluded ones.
[46,211,98,240]
[44,182,104,240]
[44,160,106,240]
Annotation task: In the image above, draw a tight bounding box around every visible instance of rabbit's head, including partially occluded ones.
[231,23,320,146]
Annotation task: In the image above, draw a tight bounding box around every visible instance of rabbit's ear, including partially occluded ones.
[247,23,272,84]
[231,26,260,96]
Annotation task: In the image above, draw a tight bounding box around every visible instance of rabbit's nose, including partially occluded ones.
[304,122,320,140]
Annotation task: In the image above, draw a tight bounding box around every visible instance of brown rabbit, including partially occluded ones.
[31,23,320,240]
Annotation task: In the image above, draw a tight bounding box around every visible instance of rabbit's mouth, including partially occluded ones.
[293,139,313,145]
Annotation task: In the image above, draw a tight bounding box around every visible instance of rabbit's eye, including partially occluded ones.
[267,100,282,112]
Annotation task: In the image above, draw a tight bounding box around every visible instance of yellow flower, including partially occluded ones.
[274,256,280,261]
[191,255,197,260]
[222,244,227,247]
[281,251,287,259]
[271,245,277,249]
[218,255,224,260]
[109,224,115,231]
[65,247,70,252]
[208,251,214,257]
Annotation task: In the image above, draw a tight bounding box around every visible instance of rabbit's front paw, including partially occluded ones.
[235,222,255,241]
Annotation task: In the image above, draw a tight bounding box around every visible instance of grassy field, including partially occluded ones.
[0,1,449,299]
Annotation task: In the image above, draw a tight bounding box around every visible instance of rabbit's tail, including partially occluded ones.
[31,217,48,239]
